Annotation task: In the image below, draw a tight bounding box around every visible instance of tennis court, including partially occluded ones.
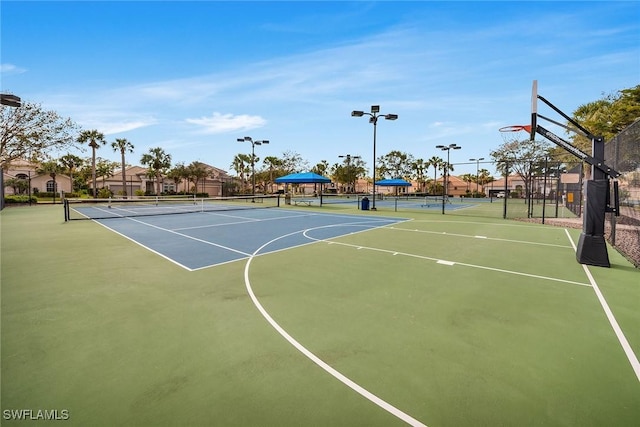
[1,202,639,426]
[90,205,406,271]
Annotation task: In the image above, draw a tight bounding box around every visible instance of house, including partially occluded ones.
[433,175,479,197]
[2,159,71,196]
[99,163,233,197]
[489,174,561,198]
[487,175,526,197]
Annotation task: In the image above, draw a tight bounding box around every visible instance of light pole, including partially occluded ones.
[0,93,22,211]
[237,136,269,196]
[351,105,398,210]
[469,157,484,196]
[338,154,361,193]
[436,144,462,214]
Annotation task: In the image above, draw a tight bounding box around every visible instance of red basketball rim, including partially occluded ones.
[499,125,532,133]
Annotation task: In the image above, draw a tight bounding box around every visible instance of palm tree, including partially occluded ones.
[230,154,251,194]
[140,147,172,195]
[95,158,117,191]
[264,156,284,193]
[59,153,83,194]
[427,156,444,194]
[460,173,474,192]
[187,161,209,195]
[36,159,63,203]
[77,130,106,197]
[167,163,188,194]
[111,138,134,197]
[411,158,428,193]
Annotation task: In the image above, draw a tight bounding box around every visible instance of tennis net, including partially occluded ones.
[64,195,281,221]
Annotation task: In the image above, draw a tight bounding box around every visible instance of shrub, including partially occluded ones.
[97,188,113,198]
[4,195,38,204]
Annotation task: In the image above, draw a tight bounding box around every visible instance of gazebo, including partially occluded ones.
[374,178,412,211]
[274,172,332,205]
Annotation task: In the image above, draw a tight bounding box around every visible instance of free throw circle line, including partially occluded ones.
[243,224,427,427]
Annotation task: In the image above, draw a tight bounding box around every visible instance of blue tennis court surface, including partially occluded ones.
[95,208,407,270]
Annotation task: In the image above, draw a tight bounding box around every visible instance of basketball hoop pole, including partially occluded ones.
[529,81,620,267]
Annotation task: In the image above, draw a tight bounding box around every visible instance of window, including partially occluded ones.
[46,180,57,193]
[163,182,175,193]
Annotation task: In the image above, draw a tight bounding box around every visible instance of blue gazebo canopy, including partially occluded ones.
[275,172,331,184]
[374,178,412,186]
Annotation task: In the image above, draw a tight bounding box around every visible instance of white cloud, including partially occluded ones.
[0,63,27,75]
[68,108,158,135]
[185,112,267,134]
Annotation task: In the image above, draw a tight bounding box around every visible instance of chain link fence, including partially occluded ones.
[373,121,639,266]
[605,119,640,266]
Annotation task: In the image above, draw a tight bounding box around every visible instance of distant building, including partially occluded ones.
[2,159,71,196]
[99,163,232,197]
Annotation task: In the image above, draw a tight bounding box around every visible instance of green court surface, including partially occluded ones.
[1,204,639,426]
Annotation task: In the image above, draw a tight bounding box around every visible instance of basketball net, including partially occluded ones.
[498,125,532,144]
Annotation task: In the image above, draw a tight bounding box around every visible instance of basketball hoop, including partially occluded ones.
[499,125,532,143]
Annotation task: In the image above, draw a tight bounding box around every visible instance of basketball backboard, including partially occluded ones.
[530,80,538,141]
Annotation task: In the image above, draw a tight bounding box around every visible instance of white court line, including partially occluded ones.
[243,224,427,427]
[564,229,640,383]
[173,212,318,231]
[92,220,194,271]
[311,237,590,288]
[93,215,252,272]
[388,226,573,249]
[125,216,253,256]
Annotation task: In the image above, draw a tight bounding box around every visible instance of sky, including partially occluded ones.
[1,1,639,177]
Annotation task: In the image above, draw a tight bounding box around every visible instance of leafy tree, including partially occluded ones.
[263,156,285,193]
[280,150,308,174]
[478,168,495,189]
[331,156,365,193]
[76,159,94,194]
[167,162,188,194]
[111,138,134,197]
[490,137,553,200]
[140,147,172,195]
[4,177,29,194]
[95,158,118,189]
[558,85,640,163]
[610,85,640,131]
[0,101,79,168]
[311,160,329,177]
[59,153,84,193]
[378,150,414,180]
[77,130,106,197]
[187,161,210,194]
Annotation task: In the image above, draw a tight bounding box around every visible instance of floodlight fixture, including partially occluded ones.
[469,157,485,195]
[237,136,270,196]
[350,104,398,210]
[435,143,462,214]
[1,94,21,108]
